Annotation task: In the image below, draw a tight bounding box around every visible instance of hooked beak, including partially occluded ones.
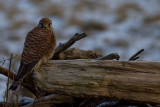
[44,24,48,28]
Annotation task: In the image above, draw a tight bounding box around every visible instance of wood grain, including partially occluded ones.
[32,60,160,104]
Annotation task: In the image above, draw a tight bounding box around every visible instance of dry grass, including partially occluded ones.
[2,54,19,107]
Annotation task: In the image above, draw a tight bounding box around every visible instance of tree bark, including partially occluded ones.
[33,60,160,104]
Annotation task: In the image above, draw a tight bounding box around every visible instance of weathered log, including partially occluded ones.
[0,49,118,95]
[32,60,160,104]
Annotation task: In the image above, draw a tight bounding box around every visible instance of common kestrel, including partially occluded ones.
[9,18,56,91]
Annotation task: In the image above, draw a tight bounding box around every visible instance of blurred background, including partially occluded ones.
[1,0,160,100]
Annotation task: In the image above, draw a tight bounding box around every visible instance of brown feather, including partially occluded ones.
[9,18,56,91]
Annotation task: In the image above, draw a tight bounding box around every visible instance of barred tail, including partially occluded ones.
[9,61,38,91]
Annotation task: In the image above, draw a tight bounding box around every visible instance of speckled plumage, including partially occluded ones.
[9,18,56,91]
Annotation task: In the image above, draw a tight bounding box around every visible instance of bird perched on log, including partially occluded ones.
[9,18,56,91]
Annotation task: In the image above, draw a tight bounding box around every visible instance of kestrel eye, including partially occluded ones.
[49,23,52,28]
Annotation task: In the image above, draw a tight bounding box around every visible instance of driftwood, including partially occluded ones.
[52,32,87,60]
[129,49,144,61]
[32,60,160,104]
[0,32,148,106]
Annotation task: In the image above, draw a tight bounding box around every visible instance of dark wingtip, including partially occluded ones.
[9,85,18,91]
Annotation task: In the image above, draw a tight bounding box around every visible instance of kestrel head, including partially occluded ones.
[38,18,53,30]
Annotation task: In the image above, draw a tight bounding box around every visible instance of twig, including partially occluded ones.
[52,32,87,59]
[129,49,144,61]
[0,55,17,65]
[5,53,13,105]
[96,53,120,60]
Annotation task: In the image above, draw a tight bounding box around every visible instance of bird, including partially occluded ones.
[9,17,56,91]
